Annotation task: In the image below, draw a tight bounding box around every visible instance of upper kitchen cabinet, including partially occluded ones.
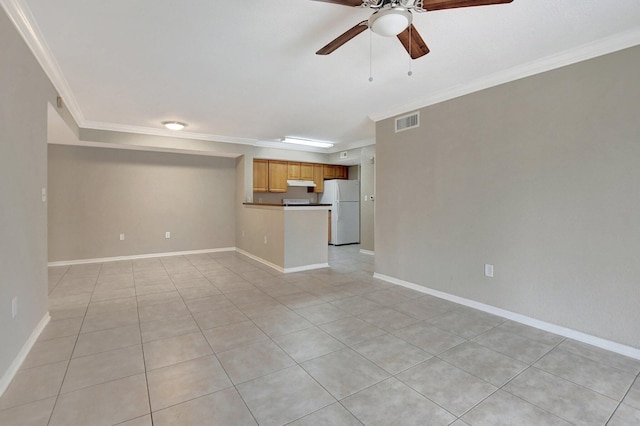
[335,165,348,179]
[313,164,324,193]
[253,159,269,192]
[300,163,314,180]
[268,160,288,192]
[253,159,349,193]
[323,165,336,179]
[288,162,314,180]
[287,162,301,180]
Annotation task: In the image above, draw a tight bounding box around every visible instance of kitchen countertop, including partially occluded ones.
[243,203,331,207]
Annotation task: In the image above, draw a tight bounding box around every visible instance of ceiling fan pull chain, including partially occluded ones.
[408,24,413,76]
[369,29,374,82]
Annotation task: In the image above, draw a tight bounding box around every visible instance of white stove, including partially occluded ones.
[282,198,310,205]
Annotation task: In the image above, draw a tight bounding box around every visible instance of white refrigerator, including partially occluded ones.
[320,180,360,245]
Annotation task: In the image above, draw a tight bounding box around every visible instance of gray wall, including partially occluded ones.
[359,146,376,252]
[48,145,237,261]
[0,8,57,384]
[376,46,640,348]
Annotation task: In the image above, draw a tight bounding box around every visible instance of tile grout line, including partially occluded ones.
[603,371,640,425]
[135,260,156,426]
[46,262,103,426]
[35,249,638,425]
[443,334,569,423]
[161,253,261,426]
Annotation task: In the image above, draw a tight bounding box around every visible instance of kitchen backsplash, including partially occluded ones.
[253,186,318,204]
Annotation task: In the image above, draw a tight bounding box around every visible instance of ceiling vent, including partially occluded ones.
[395,111,420,132]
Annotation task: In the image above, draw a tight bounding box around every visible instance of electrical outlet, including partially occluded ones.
[11,297,17,319]
[165,232,171,239]
[119,233,125,241]
[485,264,494,278]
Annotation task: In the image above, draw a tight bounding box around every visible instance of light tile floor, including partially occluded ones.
[1,245,639,425]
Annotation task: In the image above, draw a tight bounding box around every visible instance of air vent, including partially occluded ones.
[395,111,420,132]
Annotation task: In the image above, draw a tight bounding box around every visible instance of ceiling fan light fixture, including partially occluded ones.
[369,8,412,37]
[281,137,334,149]
[162,121,186,131]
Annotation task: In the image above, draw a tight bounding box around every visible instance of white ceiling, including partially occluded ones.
[5,0,640,151]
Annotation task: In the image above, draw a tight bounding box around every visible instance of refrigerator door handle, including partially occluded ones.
[335,202,339,220]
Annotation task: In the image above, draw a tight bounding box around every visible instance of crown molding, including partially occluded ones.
[369,27,640,122]
[82,120,258,146]
[327,137,376,153]
[1,0,85,125]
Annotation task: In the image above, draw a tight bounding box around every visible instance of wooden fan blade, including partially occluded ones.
[316,21,369,55]
[422,0,513,11]
[308,0,364,7]
[397,24,430,59]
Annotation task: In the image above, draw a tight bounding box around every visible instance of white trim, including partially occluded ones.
[326,138,376,154]
[0,0,84,125]
[48,247,236,267]
[369,28,640,122]
[235,249,329,274]
[374,273,640,360]
[49,139,242,159]
[359,249,375,256]
[82,121,257,146]
[236,249,285,273]
[284,263,330,273]
[0,313,51,397]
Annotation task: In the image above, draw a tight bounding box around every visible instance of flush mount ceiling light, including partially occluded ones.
[369,7,413,37]
[281,137,334,149]
[162,121,186,131]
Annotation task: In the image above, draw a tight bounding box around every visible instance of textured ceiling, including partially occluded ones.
[7,0,640,150]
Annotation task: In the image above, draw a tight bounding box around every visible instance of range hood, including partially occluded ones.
[287,179,316,187]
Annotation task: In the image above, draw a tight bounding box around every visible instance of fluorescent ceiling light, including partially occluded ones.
[162,121,186,131]
[281,137,334,148]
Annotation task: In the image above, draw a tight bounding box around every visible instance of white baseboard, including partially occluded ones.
[235,249,328,274]
[48,247,236,267]
[236,249,284,272]
[284,263,330,273]
[0,313,51,397]
[374,273,640,361]
[359,249,375,256]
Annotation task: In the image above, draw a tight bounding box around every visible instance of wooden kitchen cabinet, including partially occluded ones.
[323,165,336,179]
[268,160,288,192]
[255,159,346,194]
[287,162,301,179]
[300,163,314,180]
[253,159,268,192]
[313,164,324,193]
[335,165,348,179]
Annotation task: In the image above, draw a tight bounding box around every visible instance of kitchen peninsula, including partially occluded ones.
[239,203,331,273]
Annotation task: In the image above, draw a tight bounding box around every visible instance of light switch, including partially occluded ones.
[41,187,47,203]
[165,232,171,239]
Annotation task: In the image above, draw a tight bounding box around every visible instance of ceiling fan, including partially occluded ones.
[312,0,514,59]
